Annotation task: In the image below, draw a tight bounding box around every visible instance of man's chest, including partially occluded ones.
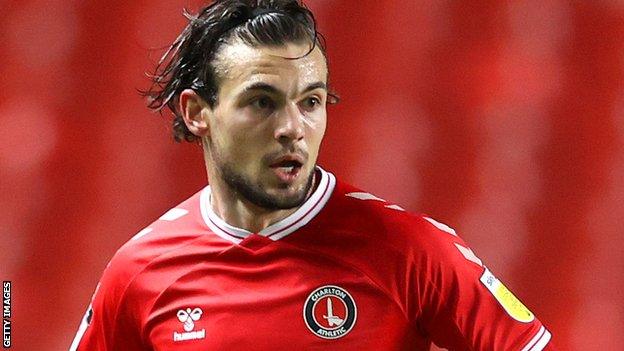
[137,244,428,350]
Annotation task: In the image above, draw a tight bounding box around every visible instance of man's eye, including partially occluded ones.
[251,96,275,110]
[301,97,321,111]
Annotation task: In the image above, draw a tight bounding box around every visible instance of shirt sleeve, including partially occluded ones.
[69,254,146,351]
[415,217,556,351]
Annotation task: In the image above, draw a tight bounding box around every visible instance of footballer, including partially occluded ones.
[70,0,555,350]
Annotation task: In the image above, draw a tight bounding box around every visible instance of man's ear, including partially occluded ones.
[179,89,211,137]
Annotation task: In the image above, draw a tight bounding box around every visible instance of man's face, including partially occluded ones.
[205,41,328,210]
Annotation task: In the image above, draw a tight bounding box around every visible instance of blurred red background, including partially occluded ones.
[1,0,623,350]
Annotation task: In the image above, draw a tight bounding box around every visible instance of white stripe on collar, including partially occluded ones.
[200,167,336,244]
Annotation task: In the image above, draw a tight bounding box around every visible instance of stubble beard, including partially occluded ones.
[210,146,315,211]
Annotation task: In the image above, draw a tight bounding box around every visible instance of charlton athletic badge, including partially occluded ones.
[303,285,357,339]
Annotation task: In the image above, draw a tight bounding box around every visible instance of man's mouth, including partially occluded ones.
[274,160,301,173]
[269,156,305,182]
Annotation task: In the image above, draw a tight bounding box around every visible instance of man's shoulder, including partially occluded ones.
[99,187,219,297]
[328,180,438,233]
[325,180,460,255]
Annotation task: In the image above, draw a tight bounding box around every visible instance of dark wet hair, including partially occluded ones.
[142,0,336,143]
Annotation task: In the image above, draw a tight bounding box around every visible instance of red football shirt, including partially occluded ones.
[70,168,554,350]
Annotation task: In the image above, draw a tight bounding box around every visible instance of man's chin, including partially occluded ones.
[251,172,315,210]
[264,196,306,210]
[218,160,315,211]
[262,188,308,209]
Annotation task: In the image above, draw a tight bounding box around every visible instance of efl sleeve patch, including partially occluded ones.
[480,268,535,323]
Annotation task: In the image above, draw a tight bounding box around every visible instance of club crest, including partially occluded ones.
[303,285,357,339]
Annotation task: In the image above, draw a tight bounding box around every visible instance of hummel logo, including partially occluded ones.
[173,308,206,342]
[177,308,202,332]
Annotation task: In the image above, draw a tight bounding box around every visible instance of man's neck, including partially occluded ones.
[207,171,318,234]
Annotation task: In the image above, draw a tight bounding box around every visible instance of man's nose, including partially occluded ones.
[274,104,305,143]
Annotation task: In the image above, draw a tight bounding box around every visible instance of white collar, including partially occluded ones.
[200,166,336,244]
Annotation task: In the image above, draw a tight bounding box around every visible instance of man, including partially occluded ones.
[71,1,555,350]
